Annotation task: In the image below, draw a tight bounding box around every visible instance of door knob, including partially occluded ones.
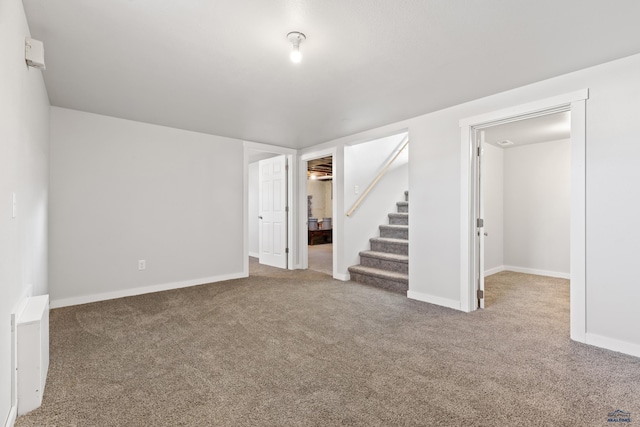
[484,232,488,236]
[259,216,263,219]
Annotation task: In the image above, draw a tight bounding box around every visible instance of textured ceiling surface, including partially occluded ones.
[23,0,640,148]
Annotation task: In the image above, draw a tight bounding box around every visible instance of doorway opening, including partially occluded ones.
[245,143,295,275]
[477,111,571,310]
[306,156,333,276]
[300,148,338,279]
[459,89,588,343]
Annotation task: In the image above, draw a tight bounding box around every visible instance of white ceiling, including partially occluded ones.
[483,111,570,148]
[23,0,640,149]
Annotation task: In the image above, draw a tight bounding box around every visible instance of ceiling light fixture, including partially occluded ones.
[287,31,306,63]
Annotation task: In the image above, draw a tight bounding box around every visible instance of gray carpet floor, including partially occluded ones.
[16,263,640,426]
[307,244,333,276]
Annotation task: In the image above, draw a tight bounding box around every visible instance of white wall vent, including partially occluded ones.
[17,295,49,416]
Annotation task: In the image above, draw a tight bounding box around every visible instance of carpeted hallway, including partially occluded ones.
[307,244,333,276]
[15,263,640,426]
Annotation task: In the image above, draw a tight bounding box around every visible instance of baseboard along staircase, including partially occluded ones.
[348,191,409,294]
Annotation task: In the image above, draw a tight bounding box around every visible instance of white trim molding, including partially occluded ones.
[4,405,17,427]
[334,272,350,281]
[503,266,570,280]
[568,98,587,344]
[50,272,247,309]
[483,265,505,277]
[484,265,570,280]
[585,333,640,359]
[244,140,297,155]
[407,291,460,311]
[459,89,589,129]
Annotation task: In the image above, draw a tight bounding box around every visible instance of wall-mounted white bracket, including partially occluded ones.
[25,37,46,69]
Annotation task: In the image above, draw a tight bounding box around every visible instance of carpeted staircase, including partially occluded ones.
[348,191,408,294]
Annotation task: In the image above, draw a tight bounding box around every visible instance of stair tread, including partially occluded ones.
[396,201,408,205]
[388,212,408,216]
[359,250,408,263]
[348,265,409,282]
[380,224,408,229]
[370,237,408,244]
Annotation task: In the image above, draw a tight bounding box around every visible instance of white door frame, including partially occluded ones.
[459,89,588,344]
[243,141,296,276]
[476,129,486,309]
[300,147,338,278]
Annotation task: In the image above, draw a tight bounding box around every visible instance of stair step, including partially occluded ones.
[359,250,408,274]
[388,212,408,225]
[348,265,408,294]
[370,237,408,255]
[379,224,408,239]
[348,193,410,295]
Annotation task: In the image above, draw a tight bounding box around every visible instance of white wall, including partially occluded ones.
[248,162,259,257]
[483,144,504,273]
[304,53,640,356]
[0,0,50,422]
[483,139,570,277]
[504,139,571,276]
[49,107,245,307]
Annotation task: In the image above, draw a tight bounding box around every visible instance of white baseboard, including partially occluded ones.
[585,333,640,359]
[502,265,570,280]
[50,272,247,309]
[334,272,350,281]
[484,265,505,277]
[4,404,17,427]
[407,290,460,311]
[248,252,259,258]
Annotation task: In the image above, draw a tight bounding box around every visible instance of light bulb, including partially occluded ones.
[287,31,306,64]
[290,47,302,63]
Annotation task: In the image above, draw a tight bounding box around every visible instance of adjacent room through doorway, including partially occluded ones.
[306,156,333,276]
[480,111,571,310]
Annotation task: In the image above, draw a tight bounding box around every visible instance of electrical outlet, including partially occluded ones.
[354,185,359,194]
[138,260,146,270]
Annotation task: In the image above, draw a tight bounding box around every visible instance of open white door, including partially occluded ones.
[476,130,486,308]
[259,155,288,269]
